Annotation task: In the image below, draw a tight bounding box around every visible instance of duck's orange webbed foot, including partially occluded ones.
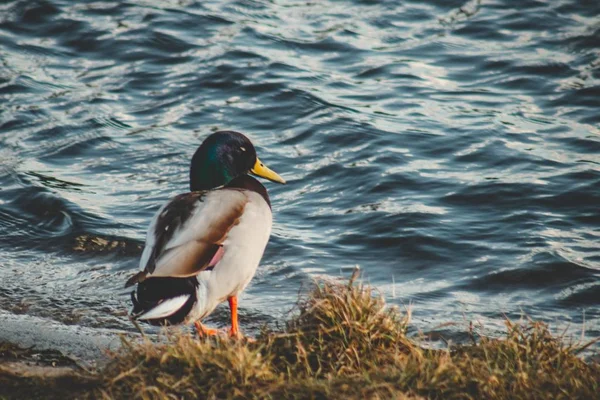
[194,321,218,338]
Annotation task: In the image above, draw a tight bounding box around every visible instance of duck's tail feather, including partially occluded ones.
[129,277,198,326]
[133,294,190,320]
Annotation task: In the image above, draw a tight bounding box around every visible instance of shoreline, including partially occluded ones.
[0,341,98,400]
[1,275,599,399]
[0,309,124,369]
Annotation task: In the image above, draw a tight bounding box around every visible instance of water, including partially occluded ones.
[1,0,599,359]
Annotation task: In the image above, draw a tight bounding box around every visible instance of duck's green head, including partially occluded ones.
[190,131,286,191]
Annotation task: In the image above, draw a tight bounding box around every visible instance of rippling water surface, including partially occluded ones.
[1,0,599,356]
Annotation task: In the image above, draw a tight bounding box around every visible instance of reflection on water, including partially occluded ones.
[0,0,599,355]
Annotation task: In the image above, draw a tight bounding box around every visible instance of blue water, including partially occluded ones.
[0,0,599,355]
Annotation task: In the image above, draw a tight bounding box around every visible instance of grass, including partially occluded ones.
[100,272,600,400]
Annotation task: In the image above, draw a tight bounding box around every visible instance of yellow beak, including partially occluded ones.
[251,157,286,184]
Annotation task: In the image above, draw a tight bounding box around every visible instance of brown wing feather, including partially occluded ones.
[144,190,247,278]
[125,271,147,288]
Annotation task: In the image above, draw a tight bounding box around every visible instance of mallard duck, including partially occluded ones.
[125,131,285,337]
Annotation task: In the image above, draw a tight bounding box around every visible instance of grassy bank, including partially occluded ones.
[2,274,599,399]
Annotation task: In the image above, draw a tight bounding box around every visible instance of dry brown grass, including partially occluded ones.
[100,274,600,400]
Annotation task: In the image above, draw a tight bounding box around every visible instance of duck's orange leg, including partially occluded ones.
[194,321,218,338]
[228,296,241,338]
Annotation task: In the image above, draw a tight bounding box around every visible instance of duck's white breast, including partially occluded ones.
[193,190,272,319]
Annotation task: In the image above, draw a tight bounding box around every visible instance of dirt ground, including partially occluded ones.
[0,342,100,400]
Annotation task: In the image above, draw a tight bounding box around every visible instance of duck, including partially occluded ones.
[125,130,285,338]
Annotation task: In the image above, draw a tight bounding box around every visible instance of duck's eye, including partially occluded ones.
[240,147,246,152]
